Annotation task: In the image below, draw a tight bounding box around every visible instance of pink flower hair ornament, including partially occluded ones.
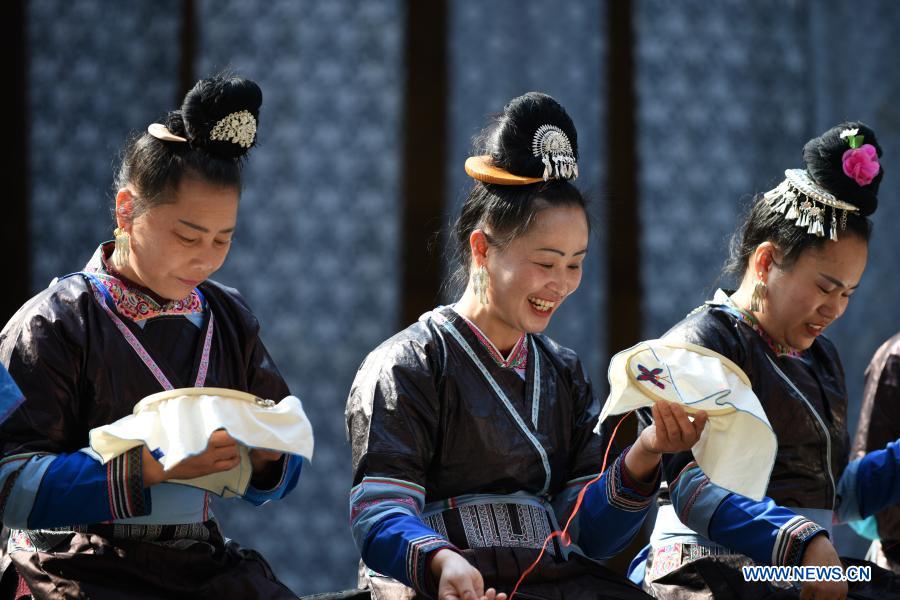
[840,128,881,186]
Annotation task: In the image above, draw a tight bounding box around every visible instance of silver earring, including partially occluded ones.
[750,274,767,313]
[112,227,130,270]
[472,265,489,305]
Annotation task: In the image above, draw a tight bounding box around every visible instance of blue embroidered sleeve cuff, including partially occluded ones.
[351,476,457,595]
[773,516,827,566]
[408,533,455,596]
[361,511,455,595]
[706,492,827,566]
[350,476,427,549]
[243,454,302,506]
[106,446,150,520]
[575,450,658,559]
[620,447,662,498]
[26,447,150,529]
[606,446,659,511]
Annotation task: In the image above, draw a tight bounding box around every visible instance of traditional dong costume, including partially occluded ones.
[1,78,312,596]
[348,97,658,600]
[631,125,900,598]
[0,241,306,599]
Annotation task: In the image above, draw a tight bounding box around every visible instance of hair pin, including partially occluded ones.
[148,123,188,143]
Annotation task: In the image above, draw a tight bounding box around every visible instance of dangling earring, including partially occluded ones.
[472,265,489,305]
[112,227,130,270]
[750,273,767,313]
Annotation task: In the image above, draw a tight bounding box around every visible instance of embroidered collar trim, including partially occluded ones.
[721,295,803,358]
[451,308,528,371]
[86,243,204,322]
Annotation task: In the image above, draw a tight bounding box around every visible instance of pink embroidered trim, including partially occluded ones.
[462,320,528,370]
[91,273,203,322]
[350,497,418,523]
[195,315,214,386]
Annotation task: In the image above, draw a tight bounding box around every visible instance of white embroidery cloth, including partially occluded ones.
[598,339,776,501]
[89,387,314,498]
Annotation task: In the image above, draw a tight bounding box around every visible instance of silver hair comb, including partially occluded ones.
[532,124,577,181]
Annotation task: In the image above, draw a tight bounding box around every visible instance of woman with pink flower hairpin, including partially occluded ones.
[628,121,900,599]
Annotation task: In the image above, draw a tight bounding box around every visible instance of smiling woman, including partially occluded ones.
[346,92,707,600]
[454,201,589,351]
[0,75,304,599]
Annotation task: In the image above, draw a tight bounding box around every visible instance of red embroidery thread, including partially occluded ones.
[509,410,634,600]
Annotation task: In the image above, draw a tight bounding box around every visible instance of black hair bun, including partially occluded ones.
[173,75,263,159]
[487,92,578,179]
[802,121,883,216]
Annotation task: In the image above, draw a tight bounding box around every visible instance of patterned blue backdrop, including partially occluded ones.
[29,0,181,285]
[22,0,900,594]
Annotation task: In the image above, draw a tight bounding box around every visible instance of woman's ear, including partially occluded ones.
[469,229,490,267]
[114,189,135,231]
[752,241,781,281]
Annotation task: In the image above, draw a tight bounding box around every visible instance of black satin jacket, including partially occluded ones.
[0,261,289,457]
[657,297,849,511]
[346,306,609,503]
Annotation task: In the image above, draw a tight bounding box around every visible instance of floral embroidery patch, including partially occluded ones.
[648,542,683,581]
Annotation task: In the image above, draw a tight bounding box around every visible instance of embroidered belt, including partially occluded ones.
[8,521,213,553]
[646,541,741,581]
[422,496,558,556]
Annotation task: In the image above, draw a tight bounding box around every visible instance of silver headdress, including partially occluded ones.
[532,124,578,181]
[763,169,859,241]
[209,110,258,148]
